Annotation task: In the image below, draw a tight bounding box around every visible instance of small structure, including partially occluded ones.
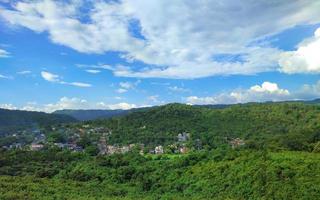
[177,132,190,142]
[155,145,164,154]
[106,145,118,155]
[179,146,189,154]
[121,146,130,154]
[98,136,108,155]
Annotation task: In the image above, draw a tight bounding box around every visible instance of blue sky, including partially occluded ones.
[0,0,320,112]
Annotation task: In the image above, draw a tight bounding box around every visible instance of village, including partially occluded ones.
[0,124,245,155]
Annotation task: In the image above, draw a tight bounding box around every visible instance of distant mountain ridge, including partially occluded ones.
[53,98,320,121]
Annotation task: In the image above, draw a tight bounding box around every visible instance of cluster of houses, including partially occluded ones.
[1,124,246,154]
[98,135,143,155]
[96,132,193,155]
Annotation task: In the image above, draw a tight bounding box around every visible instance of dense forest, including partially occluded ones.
[0,102,320,199]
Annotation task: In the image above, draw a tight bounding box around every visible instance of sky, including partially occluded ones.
[0,0,320,112]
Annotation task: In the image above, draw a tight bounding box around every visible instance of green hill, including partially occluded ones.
[88,102,320,151]
[0,109,77,135]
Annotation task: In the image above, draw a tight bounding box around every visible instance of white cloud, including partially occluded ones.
[41,71,60,82]
[116,88,128,94]
[85,69,101,74]
[187,81,290,105]
[116,80,140,93]
[279,28,320,74]
[41,71,91,87]
[294,81,320,100]
[2,1,320,78]
[119,81,134,89]
[147,95,159,103]
[0,48,10,58]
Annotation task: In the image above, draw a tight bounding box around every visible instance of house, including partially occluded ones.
[9,143,23,150]
[30,144,44,151]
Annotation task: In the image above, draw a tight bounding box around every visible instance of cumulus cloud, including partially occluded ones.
[279,28,320,74]
[3,97,144,113]
[187,81,291,105]
[0,103,17,110]
[41,71,92,87]
[1,0,320,78]
[0,48,10,58]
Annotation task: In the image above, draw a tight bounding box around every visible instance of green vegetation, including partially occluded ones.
[0,149,319,199]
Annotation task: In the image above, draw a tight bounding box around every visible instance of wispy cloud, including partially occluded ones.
[168,86,190,93]
[85,69,101,74]
[0,74,13,79]
[17,70,32,75]
[41,71,92,88]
